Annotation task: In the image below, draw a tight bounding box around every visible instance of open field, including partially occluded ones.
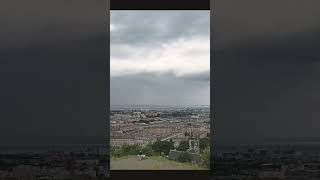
[110,155,206,170]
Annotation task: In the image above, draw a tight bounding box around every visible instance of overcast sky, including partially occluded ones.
[0,0,107,139]
[1,0,320,145]
[110,11,210,106]
[213,0,320,144]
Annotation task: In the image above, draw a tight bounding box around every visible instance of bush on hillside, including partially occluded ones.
[121,144,141,155]
[177,140,189,151]
[199,138,210,151]
[200,146,210,168]
[141,144,155,156]
[111,144,141,157]
[177,151,192,163]
[151,140,174,155]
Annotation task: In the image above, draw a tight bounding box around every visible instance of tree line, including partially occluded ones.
[110,137,210,168]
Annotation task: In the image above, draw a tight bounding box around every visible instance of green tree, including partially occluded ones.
[177,140,189,151]
[151,140,162,155]
[177,151,192,163]
[121,144,141,155]
[151,140,174,155]
[110,146,116,153]
[111,149,123,157]
[200,146,210,168]
[141,144,155,156]
[160,141,174,155]
[199,138,210,151]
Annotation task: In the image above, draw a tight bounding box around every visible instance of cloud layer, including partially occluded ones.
[110,11,210,105]
[213,0,320,145]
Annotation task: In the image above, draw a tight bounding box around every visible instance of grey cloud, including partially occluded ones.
[110,10,210,107]
[0,34,107,137]
[0,0,106,49]
[0,0,107,141]
[213,0,320,145]
[181,71,210,83]
[215,29,320,66]
[111,11,209,48]
[214,0,320,48]
[111,72,209,106]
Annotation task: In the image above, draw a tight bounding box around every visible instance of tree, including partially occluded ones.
[177,151,191,163]
[201,146,210,168]
[141,144,155,156]
[199,138,210,151]
[160,141,174,155]
[151,140,174,155]
[151,140,162,155]
[121,144,141,155]
[177,140,189,151]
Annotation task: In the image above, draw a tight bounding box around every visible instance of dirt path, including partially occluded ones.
[111,156,203,170]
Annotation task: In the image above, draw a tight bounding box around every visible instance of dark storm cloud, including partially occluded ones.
[111,11,209,47]
[111,72,209,106]
[0,0,105,48]
[213,0,320,48]
[0,0,107,142]
[213,0,320,145]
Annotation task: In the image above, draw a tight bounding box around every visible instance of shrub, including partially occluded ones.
[200,146,210,168]
[141,145,155,156]
[121,144,141,155]
[177,151,192,163]
[199,138,210,151]
[111,149,123,157]
[151,140,174,155]
[177,140,189,151]
[111,144,142,157]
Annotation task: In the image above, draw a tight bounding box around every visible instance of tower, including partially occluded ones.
[188,128,200,153]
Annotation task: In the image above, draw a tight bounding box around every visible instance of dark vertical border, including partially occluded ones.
[108,0,211,180]
[111,0,210,10]
[106,0,110,178]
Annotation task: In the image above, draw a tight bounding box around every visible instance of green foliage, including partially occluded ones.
[110,144,141,157]
[200,146,210,168]
[111,149,124,157]
[161,141,174,155]
[151,140,162,155]
[177,151,192,163]
[141,144,155,156]
[151,140,174,155]
[121,144,141,155]
[199,138,210,151]
[111,140,176,158]
[177,140,189,151]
